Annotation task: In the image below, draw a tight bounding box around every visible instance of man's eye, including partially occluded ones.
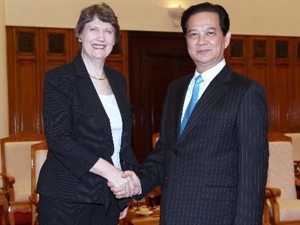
[189,33,199,38]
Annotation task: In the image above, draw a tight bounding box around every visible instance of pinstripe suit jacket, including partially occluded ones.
[37,54,138,212]
[137,65,269,225]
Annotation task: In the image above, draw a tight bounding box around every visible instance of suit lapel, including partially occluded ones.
[178,66,232,141]
[175,74,194,136]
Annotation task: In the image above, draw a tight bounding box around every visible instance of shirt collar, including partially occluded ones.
[193,59,226,84]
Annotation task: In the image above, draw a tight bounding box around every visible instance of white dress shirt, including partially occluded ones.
[99,94,122,169]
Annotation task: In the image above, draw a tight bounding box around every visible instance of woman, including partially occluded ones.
[37,3,140,225]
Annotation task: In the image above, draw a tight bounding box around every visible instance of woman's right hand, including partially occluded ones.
[108,170,141,198]
[90,158,140,198]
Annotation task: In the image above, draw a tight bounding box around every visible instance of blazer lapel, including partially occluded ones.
[73,55,112,139]
[106,71,130,130]
[178,65,232,141]
[105,68,132,153]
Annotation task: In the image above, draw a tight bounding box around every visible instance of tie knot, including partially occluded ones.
[195,75,203,84]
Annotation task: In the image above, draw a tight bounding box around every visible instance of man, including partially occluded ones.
[114,2,269,224]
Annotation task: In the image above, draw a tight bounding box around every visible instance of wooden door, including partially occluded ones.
[6,27,78,134]
[269,37,294,131]
[6,27,41,134]
[128,31,194,163]
[294,38,300,126]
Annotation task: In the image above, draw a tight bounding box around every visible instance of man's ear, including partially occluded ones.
[224,30,231,49]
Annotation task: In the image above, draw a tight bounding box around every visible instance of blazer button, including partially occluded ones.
[164,176,169,180]
[173,149,178,154]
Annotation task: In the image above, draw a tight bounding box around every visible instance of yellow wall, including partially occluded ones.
[1,0,300,138]
[1,0,8,139]
[4,0,300,36]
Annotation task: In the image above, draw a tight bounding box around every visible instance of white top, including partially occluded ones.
[181,59,226,122]
[98,94,122,169]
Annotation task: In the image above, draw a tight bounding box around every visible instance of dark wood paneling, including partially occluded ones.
[6,27,300,163]
[226,35,299,133]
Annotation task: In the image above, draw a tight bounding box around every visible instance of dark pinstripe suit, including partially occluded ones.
[137,65,269,225]
[37,54,138,224]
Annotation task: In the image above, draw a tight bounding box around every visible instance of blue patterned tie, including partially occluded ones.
[180,75,203,134]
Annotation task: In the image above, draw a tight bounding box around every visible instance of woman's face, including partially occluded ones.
[80,18,115,61]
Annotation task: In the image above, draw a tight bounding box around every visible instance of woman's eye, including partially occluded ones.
[105,29,113,34]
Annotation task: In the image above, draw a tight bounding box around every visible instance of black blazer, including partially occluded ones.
[37,54,138,210]
[137,65,269,225]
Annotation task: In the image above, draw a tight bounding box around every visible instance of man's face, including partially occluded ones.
[186,12,231,73]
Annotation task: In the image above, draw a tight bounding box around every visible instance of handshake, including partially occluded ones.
[107,170,142,199]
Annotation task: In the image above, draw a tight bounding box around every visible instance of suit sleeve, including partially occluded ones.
[234,83,269,224]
